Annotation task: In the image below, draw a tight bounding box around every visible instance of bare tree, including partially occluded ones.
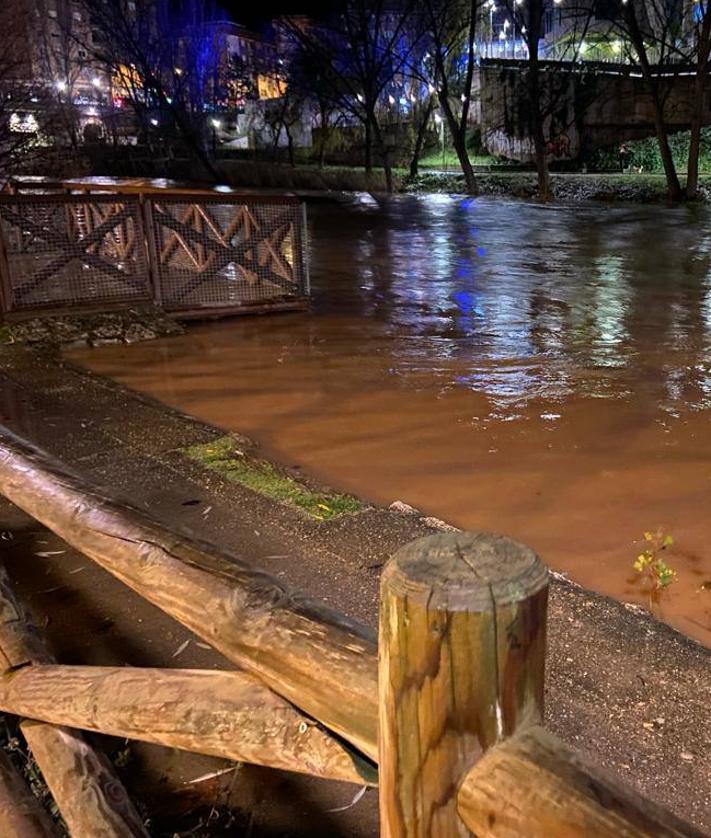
[0,2,51,179]
[487,0,599,200]
[593,0,683,200]
[80,0,226,179]
[284,0,420,192]
[413,0,480,193]
[686,0,711,199]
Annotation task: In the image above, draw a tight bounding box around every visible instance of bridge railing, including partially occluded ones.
[0,191,308,319]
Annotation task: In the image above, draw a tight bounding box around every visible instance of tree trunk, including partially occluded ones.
[650,91,682,202]
[373,121,393,193]
[533,130,552,202]
[318,105,329,168]
[286,125,295,167]
[409,100,434,179]
[440,95,477,194]
[686,24,711,200]
[364,116,373,174]
[525,8,552,203]
[624,6,682,202]
[687,110,703,200]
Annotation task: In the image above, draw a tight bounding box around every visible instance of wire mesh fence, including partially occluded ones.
[0,195,151,312]
[146,195,308,315]
[0,192,308,317]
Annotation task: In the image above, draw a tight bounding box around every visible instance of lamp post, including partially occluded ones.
[211,117,221,157]
[434,112,445,170]
[513,0,523,59]
[487,0,496,57]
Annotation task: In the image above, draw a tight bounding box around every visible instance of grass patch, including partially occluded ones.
[183,436,362,521]
[418,149,496,169]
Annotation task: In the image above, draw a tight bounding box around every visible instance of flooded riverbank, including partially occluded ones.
[70,194,711,645]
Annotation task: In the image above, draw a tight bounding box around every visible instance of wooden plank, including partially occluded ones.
[456,725,705,838]
[378,532,548,838]
[0,431,379,760]
[0,665,376,786]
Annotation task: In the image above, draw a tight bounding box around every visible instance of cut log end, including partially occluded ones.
[381,531,548,611]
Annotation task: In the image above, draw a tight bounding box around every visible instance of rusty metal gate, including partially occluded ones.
[146,194,308,316]
[0,194,152,313]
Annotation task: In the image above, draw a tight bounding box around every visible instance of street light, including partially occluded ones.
[513,0,523,58]
[433,112,445,170]
[211,118,221,156]
[55,80,67,93]
[487,0,496,57]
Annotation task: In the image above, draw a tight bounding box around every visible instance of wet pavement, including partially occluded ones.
[71,194,711,646]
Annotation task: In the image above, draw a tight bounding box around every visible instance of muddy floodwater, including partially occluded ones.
[72,194,711,645]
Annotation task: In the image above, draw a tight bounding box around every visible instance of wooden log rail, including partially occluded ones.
[456,725,707,838]
[0,428,704,836]
[0,430,379,759]
[0,563,147,837]
[0,664,375,786]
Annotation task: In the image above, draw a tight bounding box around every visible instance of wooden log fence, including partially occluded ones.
[0,428,703,836]
[0,563,148,837]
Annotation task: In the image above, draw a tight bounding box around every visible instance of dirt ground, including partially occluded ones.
[0,346,708,836]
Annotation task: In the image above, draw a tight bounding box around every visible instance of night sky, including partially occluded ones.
[224,0,332,27]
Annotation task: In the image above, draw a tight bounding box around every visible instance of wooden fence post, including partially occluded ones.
[378,531,548,838]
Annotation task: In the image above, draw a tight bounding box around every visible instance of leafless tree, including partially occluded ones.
[79,0,226,179]
[0,2,51,179]
[592,0,683,200]
[284,0,420,193]
[412,0,481,193]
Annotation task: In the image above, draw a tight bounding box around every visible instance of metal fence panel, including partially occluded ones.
[0,194,151,313]
[146,194,308,314]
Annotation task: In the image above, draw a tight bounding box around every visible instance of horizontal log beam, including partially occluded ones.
[0,665,375,786]
[456,725,705,838]
[0,431,378,760]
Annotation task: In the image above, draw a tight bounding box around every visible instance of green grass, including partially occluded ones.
[183,436,362,521]
[417,149,496,169]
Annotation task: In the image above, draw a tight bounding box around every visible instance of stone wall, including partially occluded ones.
[475,59,711,161]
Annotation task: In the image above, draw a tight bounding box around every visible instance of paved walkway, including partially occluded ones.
[0,346,707,835]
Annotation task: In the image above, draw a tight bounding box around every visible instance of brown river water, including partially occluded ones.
[71,194,711,645]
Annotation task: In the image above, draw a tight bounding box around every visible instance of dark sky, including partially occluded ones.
[223,0,332,27]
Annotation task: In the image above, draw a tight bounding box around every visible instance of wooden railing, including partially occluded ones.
[0,429,703,837]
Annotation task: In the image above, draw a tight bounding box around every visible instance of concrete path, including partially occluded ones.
[0,347,707,835]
